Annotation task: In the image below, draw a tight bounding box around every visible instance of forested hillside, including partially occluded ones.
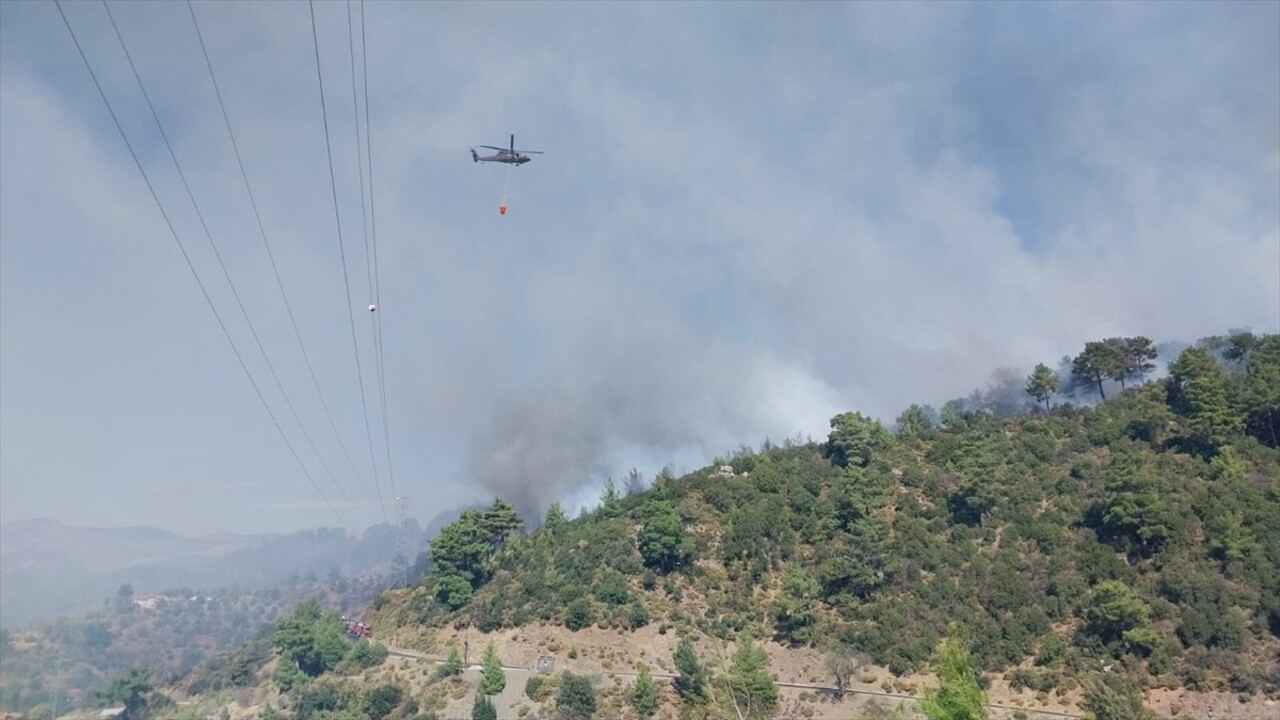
[365,332,1280,718]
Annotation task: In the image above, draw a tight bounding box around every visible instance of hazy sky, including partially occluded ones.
[2,1,1277,536]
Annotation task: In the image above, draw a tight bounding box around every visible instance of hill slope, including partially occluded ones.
[365,333,1280,718]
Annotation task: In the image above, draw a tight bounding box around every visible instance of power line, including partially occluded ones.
[52,0,352,532]
[360,0,398,502]
[100,0,365,522]
[344,0,392,503]
[184,0,377,516]
[344,0,373,322]
[309,0,388,523]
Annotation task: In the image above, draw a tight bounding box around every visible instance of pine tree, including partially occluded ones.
[920,633,987,720]
[826,411,892,468]
[437,646,463,677]
[895,404,936,438]
[727,638,778,719]
[774,564,820,645]
[1232,334,1280,446]
[1168,346,1241,456]
[482,498,523,551]
[599,477,621,517]
[1024,363,1062,412]
[1100,445,1170,555]
[1072,340,1125,400]
[471,694,497,720]
[543,501,567,532]
[630,663,661,717]
[1122,336,1158,386]
[673,637,707,702]
[479,643,505,695]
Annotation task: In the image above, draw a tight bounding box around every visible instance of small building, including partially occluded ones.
[132,594,162,610]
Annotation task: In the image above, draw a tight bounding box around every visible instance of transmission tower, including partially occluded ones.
[393,496,411,586]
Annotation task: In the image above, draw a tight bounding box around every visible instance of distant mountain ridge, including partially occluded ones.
[0,517,428,627]
[0,518,257,571]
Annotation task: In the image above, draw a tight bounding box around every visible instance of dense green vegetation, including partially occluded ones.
[268,599,390,693]
[374,332,1280,712]
[189,601,415,720]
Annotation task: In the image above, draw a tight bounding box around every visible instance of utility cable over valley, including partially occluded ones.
[185,0,377,516]
[101,0,365,522]
[309,0,389,524]
[357,0,398,504]
[53,0,353,532]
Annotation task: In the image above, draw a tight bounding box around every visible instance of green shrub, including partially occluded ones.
[565,599,594,631]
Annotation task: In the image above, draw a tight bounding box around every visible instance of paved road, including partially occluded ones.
[386,646,1083,719]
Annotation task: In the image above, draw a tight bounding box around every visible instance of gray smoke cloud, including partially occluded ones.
[438,0,1279,522]
[461,294,846,520]
[2,1,1275,534]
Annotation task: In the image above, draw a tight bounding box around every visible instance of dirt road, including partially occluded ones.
[387,646,1082,720]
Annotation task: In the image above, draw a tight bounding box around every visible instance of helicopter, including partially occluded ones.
[470,134,543,165]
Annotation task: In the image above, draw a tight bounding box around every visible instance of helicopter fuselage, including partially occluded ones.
[471,136,540,165]
[471,150,531,165]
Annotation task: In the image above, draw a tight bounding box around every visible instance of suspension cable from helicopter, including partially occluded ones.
[185,0,377,514]
[309,0,389,524]
[101,0,366,521]
[358,0,398,503]
[52,0,353,532]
